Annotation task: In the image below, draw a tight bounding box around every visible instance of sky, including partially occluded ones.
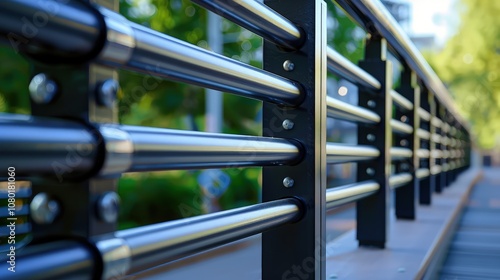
[406,0,459,45]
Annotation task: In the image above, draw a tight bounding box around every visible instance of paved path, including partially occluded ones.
[439,168,500,279]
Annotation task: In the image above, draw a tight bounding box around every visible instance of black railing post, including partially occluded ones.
[356,37,392,248]
[262,0,326,279]
[438,106,447,189]
[419,86,433,205]
[27,0,125,242]
[429,95,440,194]
[395,68,419,219]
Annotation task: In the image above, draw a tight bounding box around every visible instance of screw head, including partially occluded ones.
[367,134,376,142]
[283,60,295,71]
[97,192,120,223]
[282,119,294,130]
[29,74,58,104]
[367,100,376,108]
[283,177,295,188]
[400,139,409,147]
[97,79,119,108]
[30,193,60,224]
[400,115,408,123]
[366,168,375,176]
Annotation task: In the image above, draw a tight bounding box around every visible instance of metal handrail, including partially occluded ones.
[326,181,380,210]
[327,143,380,164]
[327,96,381,124]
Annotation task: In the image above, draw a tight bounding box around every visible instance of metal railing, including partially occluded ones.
[0,0,471,279]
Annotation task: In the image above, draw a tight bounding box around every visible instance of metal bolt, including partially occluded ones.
[367,134,376,142]
[97,192,120,223]
[30,193,60,224]
[366,168,375,176]
[282,119,294,130]
[283,177,295,188]
[97,79,119,108]
[367,100,376,108]
[29,73,58,104]
[283,60,295,71]
[400,115,408,123]
[400,139,409,147]
[401,163,410,171]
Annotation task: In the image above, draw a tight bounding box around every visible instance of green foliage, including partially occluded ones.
[0,47,30,113]
[426,0,500,149]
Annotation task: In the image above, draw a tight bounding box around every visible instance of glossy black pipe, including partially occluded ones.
[192,0,303,49]
[0,240,96,280]
[0,0,104,62]
[0,114,98,177]
[116,198,301,273]
[123,125,301,172]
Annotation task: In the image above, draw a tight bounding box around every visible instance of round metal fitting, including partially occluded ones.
[400,139,409,147]
[367,100,376,108]
[97,192,120,223]
[97,79,119,108]
[366,168,375,176]
[283,60,295,71]
[283,177,295,188]
[282,119,294,130]
[367,134,376,142]
[401,163,410,171]
[30,193,60,224]
[29,73,58,104]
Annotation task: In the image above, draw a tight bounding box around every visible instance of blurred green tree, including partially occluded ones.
[426,0,500,149]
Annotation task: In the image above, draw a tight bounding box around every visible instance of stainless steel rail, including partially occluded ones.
[333,0,468,129]
[192,0,303,49]
[327,96,381,124]
[390,90,413,111]
[116,198,301,273]
[124,126,301,171]
[390,147,413,160]
[327,143,380,164]
[391,119,413,135]
[389,173,413,189]
[326,48,381,90]
[326,181,380,210]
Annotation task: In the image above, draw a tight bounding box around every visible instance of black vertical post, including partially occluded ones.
[438,106,447,189]
[356,37,392,248]
[419,87,433,204]
[28,0,124,241]
[445,116,453,185]
[433,99,443,193]
[395,68,419,219]
[262,0,326,279]
[429,95,440,194]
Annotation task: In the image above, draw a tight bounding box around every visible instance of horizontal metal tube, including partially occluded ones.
[431,165,442,175]
[417,108,431,122]
[123,126,301,172]
[390,147,412,160]
[390,90,413,111]
[0,240,96,280]
[0,0,104,62]
[122,22,302,106]
[416,168,430,179]
[333,0,469,130]
[326,96,380,124]
[326,143,380,164]
[326,47,381,90]
[0,114,99,177]
[116,198,301,273]
[389,173,412,189]
[432,134,441,144]
[417,128,431,140]
[326,181,379,210]
[431,149,443,159]
[391,119,413,135]
[431,117,443,128]
[417,149,430,159]
[192,0,303,49]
